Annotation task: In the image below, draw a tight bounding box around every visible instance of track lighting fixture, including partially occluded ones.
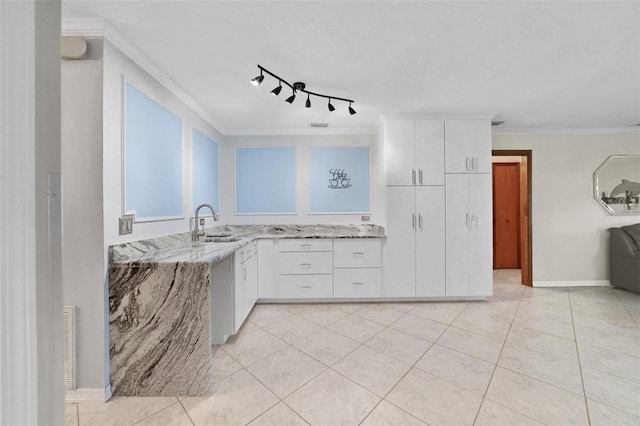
[251,65,356,115]
[285,91,296,104]
[250,69,264,86]
[271,81,282,96]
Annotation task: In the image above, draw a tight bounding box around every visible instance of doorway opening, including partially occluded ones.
[492,150,532,286]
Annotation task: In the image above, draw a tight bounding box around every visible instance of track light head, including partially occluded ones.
[328,99,335,111]
[348,102,356,115]
[271,82,282,96]
[250,70,264,86]
[285,92,296,104]
[305,94,311,108]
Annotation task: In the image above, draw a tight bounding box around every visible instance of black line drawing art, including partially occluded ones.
[328,169,352,189]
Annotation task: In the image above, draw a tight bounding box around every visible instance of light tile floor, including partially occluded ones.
[66,270,640,425]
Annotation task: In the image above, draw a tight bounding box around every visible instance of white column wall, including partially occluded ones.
[0,0,64,424]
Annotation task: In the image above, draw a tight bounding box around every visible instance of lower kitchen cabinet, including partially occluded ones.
[334,268,381,298]
[278,274,333,298]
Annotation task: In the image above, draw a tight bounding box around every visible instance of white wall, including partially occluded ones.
[0,0,64,423]
[223,134,374,225]
[61,38,106,390]
[493,133,640,285]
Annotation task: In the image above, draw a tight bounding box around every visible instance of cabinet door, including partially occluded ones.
[257,239,275,298]
[243,255,258,318]
[415,120,444,186]
[233,249,244,333]
[383,187,416,297]
[468,174,493,296]
[385,120,415,186]
[415,186,446,297]
[467,121,492,174]
[445,174,470,296]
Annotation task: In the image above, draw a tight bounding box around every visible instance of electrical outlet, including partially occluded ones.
[361,215,370,221]
[119,214,135,235]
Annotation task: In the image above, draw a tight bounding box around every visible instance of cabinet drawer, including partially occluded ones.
[334,268,381,298]
[240,241,256,263]
[279,252,333,274]
[278,275,333,299]
[279,238,333,252]
[333,239,381,268]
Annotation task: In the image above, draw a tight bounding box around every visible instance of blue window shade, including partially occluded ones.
[236,147,296,213]
[310,147,370,213]
[192,129,219,213]
[125,83,183,219]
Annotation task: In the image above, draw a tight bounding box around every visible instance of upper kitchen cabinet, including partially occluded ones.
[385,119,444,186]
[445,120,491,174]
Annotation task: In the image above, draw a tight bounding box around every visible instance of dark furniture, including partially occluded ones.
[609,223,640,292]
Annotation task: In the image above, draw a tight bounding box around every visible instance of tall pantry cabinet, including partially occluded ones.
[381,118,492,298]
[382,120,446,297]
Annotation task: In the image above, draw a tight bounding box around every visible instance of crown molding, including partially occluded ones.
[224,127,372,136]
[61,18,228,135]
[492,127,640,135]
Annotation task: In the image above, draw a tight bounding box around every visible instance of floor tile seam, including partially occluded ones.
[351,310,408,328]
[240,393,281,426]
[218,334,292,370]
[361,333,437,365]
[326,361,391,399]
[127,399,183,426]
[445,322,509,342]
[73,403,79,426]
[584,397,640,421]
[474,398,544,426]
[426,340,499,368]
[574,340,640,361]
[260,319,320,346]
[568,290,593,426]
[497,339,582,366]
[580,364,640,386]
[576,357,640,384]
[357,399,429,426]
[410,361,492,398]
[471,287,525,426]
[571,312,640,329]
[278,399,313,426]
[573,322,640,344]
[398,310,455,328]
[176,399,196,426]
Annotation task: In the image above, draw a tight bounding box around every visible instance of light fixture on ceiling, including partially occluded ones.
[270,81,282,96]
[250,69,264,86]
[251,64,356,115]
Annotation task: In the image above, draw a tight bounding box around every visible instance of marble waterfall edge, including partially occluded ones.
[109,261,212,396]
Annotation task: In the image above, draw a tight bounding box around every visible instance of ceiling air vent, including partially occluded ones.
[310,123,329,128]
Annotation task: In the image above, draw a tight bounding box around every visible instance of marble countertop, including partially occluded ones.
[110,224,385,265]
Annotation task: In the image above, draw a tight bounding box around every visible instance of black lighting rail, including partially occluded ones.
[251,64,356,114]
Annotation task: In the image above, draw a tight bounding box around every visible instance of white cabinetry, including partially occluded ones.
[385,119,444,186]
[383,186,445,297]
[334,239,381,298]
[445,120,491,174]
[445,174,492,296]
[278,239,333,299]
[234,241,257,332]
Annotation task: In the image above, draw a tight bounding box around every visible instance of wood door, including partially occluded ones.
[493,163,520,268]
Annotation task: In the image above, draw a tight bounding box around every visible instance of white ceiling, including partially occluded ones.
[62,1,640,134]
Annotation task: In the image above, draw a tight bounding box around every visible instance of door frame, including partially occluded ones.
[492,150,533,286]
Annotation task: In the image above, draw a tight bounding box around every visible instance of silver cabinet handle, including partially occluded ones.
[465,213,470,228]
[412,213,416,229]
[352,252,364,256]
[472,157,478,172]
[300,243,312,248]
[300,263,311,267]
[418,169,423,185]
[352,282,364,286]
[465,157,472,171]
[411,169,416,184]
[300,285,312,289]
[242,267,246,280]
[470,214,478,230]
[419,214,423,230]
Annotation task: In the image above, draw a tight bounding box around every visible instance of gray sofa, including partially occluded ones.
[609,223,640,292]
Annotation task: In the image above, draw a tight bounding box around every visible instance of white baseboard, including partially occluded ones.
[533,280,610,288]
[65,385,110,403]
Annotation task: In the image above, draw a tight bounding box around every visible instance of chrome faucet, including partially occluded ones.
[192,203,219,241]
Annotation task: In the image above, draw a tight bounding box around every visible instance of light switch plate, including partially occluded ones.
[361,215,370,221]
[119,214,135,235]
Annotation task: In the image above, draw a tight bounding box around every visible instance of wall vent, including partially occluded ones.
[63,306,76,390]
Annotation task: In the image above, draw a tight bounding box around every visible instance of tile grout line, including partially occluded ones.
[612,288,640,329]
[471,283,527,425]
[177,399,196,426]
[567,288,592,426]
